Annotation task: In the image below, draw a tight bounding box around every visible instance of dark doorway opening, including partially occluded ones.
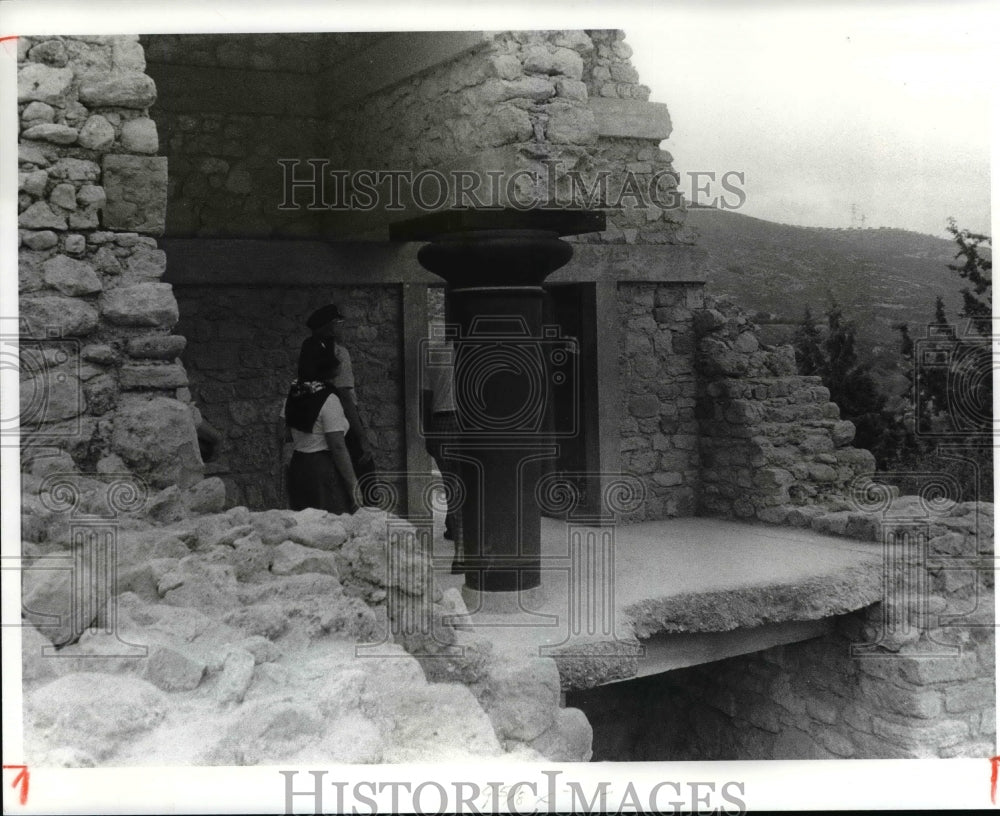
[542,282,602,519]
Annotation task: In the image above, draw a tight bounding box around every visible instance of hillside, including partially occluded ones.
[684,206,981,374]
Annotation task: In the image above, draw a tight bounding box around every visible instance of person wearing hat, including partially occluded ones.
[282,338,358,514]
[303,304,376,484]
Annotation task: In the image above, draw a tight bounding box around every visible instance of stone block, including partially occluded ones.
[22,229,58,250]
[22,101,55,124]
[42,255,101,296]
[26,673,168,760]
[20,294,99,338]
[51,183,79,211]
[529,706,593,761]
[270,540,340,577]
[78,115,116,151]
[21,123,78,145]
[101,155,167,234]
[870,715,968,749]
[49,158,101,183]
[628,394,660,418]
[79,72,157,108]
[18,63,74,104]
[897,652,982,685]
[64,234,86,255]
[214,647,255,705]
[545,103,598,145]
[111,395,202,489]
[19,201,67,230]
[941,678,995,714]
[182,477,227,515]
[811,727,856,757]
[120,118,158,154]
[28,39,69,67]
[101,282,178,327]
[588,98,672,140]
[287,518,348,552]
[21,368,86,425]
[92,245,122,275]
[472,656,561,742]
[120,363,189,390]
[144,645,206,692]
[488,54,521,80]
[21,169,49,197]
[482,105,532,146]
[126,334,186,360]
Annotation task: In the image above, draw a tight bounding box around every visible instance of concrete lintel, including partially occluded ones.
[589,97,672,141]
[148,64,318,117]
[161,238,436,286]
[319,31,494,108]
[161,239,707,287]
[602,618,835,684]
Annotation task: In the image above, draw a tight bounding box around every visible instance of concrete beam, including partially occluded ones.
[161,239,707,286]
[148,64,318,117]
[589,98,672,141]
[161,239,436,286]
[601,618,835,684]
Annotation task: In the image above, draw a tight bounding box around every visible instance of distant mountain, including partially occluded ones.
[684,206,980,375]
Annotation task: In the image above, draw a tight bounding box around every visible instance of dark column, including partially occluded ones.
[391,210,605,610]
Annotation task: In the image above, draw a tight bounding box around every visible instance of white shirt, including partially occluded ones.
[282,393,350,453]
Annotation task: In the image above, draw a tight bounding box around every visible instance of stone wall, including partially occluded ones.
[571,498,995,760]
[327,29,685,244]
[175,285,403,510]
[581,29,650,102]
[17,35,203,490]
[431,277,708,526]
[142,34,337,238]
[617,282,701,521]
[695,294,877,519]
[143,30,685,242]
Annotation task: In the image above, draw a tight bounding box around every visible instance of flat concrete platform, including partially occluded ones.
[434,517,885,689]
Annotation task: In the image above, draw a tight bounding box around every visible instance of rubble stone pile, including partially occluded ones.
[21,467,592,765]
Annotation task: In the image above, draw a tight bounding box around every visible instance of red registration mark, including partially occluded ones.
[2,765,29,806]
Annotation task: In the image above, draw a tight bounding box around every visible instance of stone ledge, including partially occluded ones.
[588,98,672,140]
[456,517,885,691]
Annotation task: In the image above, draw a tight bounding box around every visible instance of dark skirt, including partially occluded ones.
[287,450,353,515]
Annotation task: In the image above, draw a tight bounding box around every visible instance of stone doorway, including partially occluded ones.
[542,282,603,519]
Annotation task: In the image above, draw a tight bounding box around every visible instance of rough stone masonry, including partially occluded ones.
[16,30,995,765]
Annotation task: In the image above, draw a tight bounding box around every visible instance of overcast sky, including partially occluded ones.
[626,3,995,238]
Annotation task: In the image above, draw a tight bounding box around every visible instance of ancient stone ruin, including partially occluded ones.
[14,30,994,767]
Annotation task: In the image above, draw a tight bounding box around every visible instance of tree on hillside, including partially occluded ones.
[793,301,906,462]
[946,218,992,336]
[890,220,992,500]
[792,306,824,375]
